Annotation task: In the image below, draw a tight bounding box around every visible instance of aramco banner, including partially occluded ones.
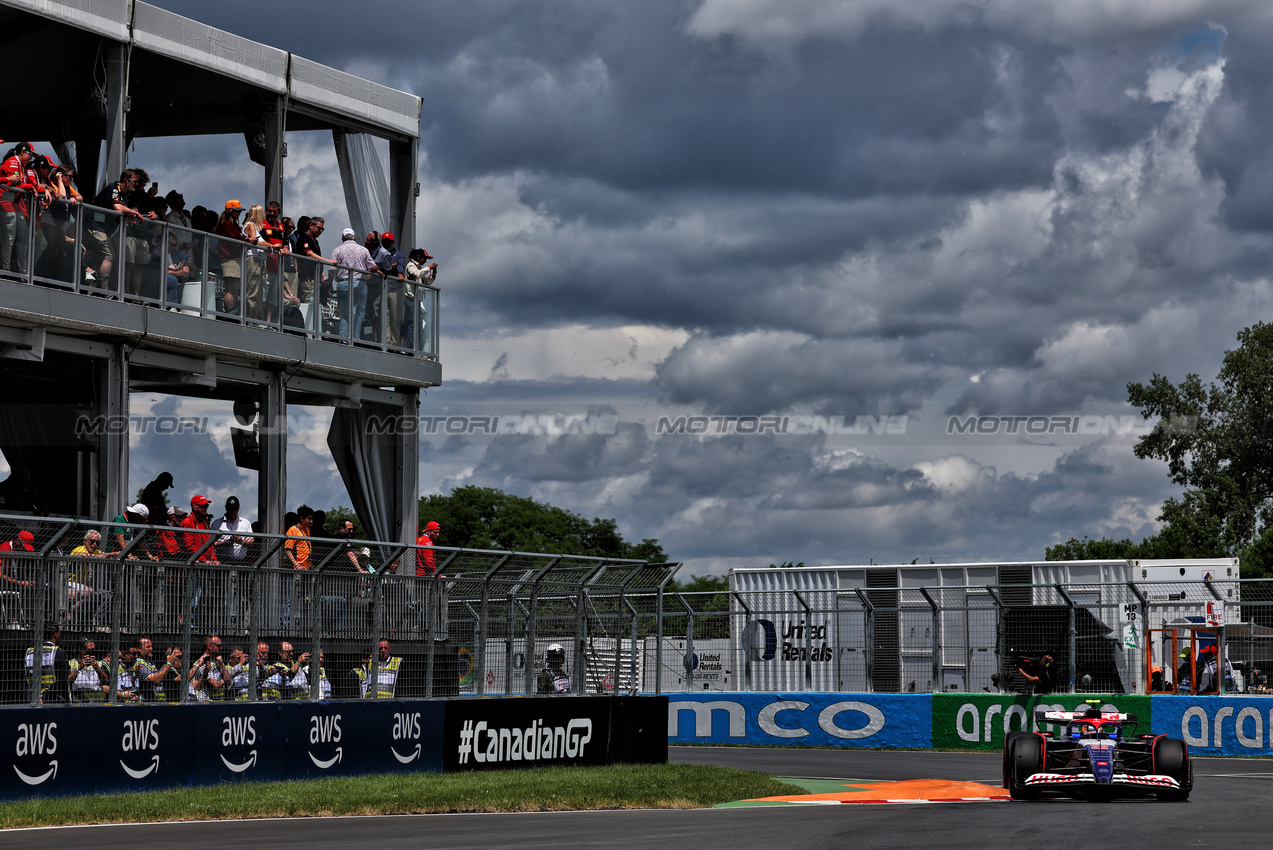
[931,694,1152,751]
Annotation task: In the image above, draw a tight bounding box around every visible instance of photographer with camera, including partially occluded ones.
[1016,652,1055,695]
[187,634,229,702]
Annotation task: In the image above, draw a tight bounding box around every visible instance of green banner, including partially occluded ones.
[931,694,1151,751]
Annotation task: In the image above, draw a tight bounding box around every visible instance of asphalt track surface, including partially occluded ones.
[5,747,1272,849]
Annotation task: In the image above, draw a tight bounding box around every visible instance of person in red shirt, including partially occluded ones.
[0,142,43,275]
[416,520,440,576]
[181,495,221,631]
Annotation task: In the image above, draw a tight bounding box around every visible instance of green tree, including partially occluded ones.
[1125,322,1273,558]
[416,485,668,562]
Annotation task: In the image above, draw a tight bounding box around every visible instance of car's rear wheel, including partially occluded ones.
[1154,737,1191,801]
[1006,732,1043,800]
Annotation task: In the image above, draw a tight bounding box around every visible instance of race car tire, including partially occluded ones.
[1153,737,1191,801]
[1007,733,1043,800]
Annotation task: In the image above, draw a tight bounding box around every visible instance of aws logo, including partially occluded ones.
[120,718,161,779]
[391,711,422,764]
[220,715,258,773]
[13,722,58,786]
[308,714,342,769]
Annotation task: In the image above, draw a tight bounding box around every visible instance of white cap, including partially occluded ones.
[341,227,356,239]
[128,503,149,518]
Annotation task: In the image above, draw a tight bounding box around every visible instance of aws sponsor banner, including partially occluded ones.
[931,695,1151,752]
[1153,696,1273,757]
[444,695,618,771]
[667,693,930,748]
[2,701,444,800]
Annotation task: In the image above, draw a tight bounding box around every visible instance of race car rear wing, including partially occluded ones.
[1034,707,1138,724]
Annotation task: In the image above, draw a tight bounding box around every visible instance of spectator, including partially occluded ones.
[124,168,160,298]
[283,506,314,629]
[182,494,220,630]
[25,626,71,703]
[1016,653,1054,695]
[356,639,402,699]
[35,160,81,280]
[284,505,314,570]
[87,169,143,288]
[416,520,441,577]
[140,471,175,525]
[406,247,437,286]
[0,142,40,275]
[111,502,151,555]
[257,641,287,700]
[0,529,36,589]
[69,639,110,702]
[115,644,141,701]
[294,216,329,307]
[225,645,251,700]
[537,642,571,694]
[212,495,254,565]
[133,636,181,701]
[330,227,376,339]
[187,634,229,702]
[165,189,192,232]
[241,203,270,319]
[68,529,105,625]
[364,231,384,340]
[214,200,247,315]
[259,201,290,322]
[165,229,193,307]
[1177,645,1194,693]
[378,232,408,347]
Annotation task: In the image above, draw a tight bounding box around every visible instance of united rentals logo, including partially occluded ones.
[456,717,592,765]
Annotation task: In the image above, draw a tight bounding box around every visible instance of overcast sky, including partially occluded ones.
[112,1,1273,575]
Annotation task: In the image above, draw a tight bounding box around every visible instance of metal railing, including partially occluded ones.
[5,198,439,359]
[0,513,676,705]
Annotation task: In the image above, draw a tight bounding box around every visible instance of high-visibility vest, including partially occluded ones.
[357,656,402,698]
[24,644,58,695]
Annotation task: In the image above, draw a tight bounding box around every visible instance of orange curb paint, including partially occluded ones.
[751,779,1010,804]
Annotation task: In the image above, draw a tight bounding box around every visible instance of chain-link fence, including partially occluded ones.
[8,511,1269,705]
[0,513,678,706]
[640,577,1272,697]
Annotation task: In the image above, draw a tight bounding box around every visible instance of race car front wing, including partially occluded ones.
[1022,772,1183,791]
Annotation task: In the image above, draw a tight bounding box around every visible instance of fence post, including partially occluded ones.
[1127,581,1148,695]
[733,591,753,692]
[679,593,694,692]
[107,558,123,704]
[920,586,940,694]
[794,590,812,690]
[655,584,664,696]
[853,587,875,693]
[1055,584,1076,694]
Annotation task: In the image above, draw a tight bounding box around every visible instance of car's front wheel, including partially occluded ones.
[1005,732,1043,800]
[1153,737,1191,802]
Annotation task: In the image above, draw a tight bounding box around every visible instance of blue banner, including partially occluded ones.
[667,693,932,748]
[1151,695,1273,757]
[2,700,445,800]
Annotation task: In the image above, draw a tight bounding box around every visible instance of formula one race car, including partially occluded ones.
[1002,701,1191,801]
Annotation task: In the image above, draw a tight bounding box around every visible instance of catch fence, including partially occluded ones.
[0,513,676,706]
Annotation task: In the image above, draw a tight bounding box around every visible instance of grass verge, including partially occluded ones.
[0,763,804,828]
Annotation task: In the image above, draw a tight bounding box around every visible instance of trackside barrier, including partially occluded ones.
[667,693,931,748]
[0,695,666,799]
[930,694,1150,752]
[666,693,1273,757]
[1153,696,1273,757]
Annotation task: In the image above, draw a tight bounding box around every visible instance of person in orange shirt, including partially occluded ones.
[283,505,314,631]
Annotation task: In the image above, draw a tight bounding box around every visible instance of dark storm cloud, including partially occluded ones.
[129,1,1273,573]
